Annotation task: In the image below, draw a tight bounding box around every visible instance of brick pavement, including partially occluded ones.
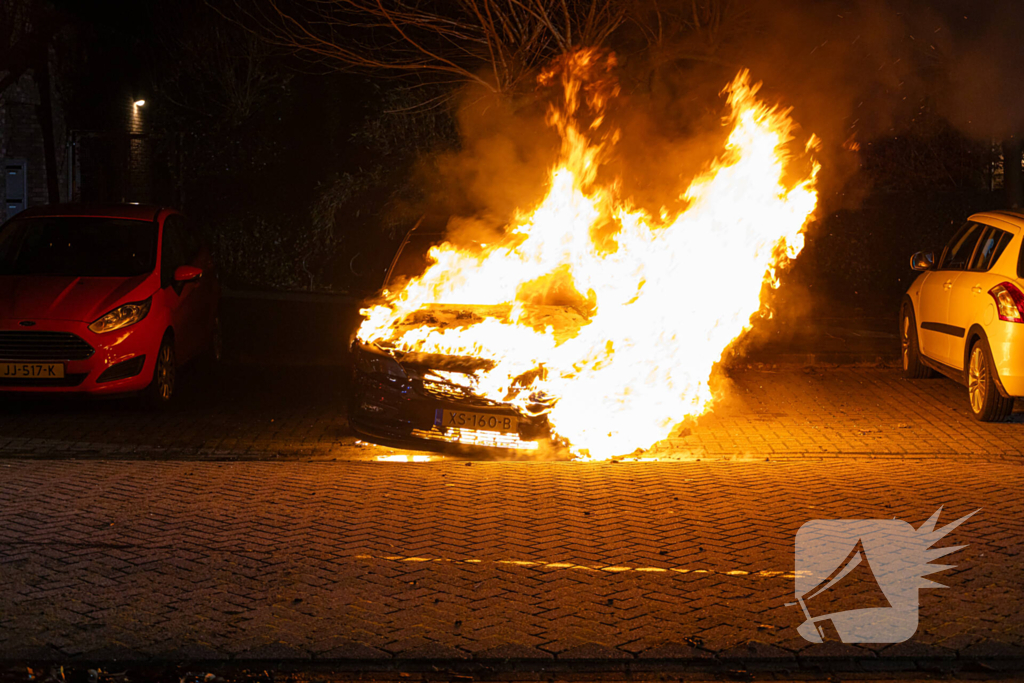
[3,366,1024,672]
[0,458,1022,669]
[1,367,1023,461]
[658,366,1024,459]
[0,367,362,461]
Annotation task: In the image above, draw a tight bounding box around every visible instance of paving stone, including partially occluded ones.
[0,368,1022,665]
[473,643,553,660]
[797,641,874,661]
[144,642,227,660]
[314,641,391,660]
[75,645,151,662]
[718,640,796,661]
[959,639,1024,660]
[637,641,714,659]
[555,642,632,659]
[391,641,470,660]
[878,640,956,659]
[233,643,312,660]
[2,367,1024,461]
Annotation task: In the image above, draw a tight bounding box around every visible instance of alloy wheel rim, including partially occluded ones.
[157,345,175,401]
[969,346,986,414]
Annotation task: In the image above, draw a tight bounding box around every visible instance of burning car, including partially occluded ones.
[349,53,820,460]
[349,220,577,454]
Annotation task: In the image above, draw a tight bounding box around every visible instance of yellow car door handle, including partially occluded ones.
[972,285,983,294]
[943,280,953,290]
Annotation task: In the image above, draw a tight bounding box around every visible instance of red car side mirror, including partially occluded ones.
[173,265,203,283]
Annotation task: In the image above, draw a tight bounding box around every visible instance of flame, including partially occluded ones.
[357,50,820,460]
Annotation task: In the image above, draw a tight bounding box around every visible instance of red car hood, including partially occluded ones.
[0,274,155,323]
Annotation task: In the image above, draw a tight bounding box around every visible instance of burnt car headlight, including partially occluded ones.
[353,343,408,380]
[88,297,152,334]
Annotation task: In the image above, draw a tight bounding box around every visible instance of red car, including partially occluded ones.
[0,204,220,403]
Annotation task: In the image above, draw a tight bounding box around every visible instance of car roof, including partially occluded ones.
[971,210,1024,231]
[13,203,169,222]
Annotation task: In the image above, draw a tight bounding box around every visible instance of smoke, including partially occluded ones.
[417,2,1022,223]
[931,2,1024,140]
[731,0,1024,194]
[412,85,558,234]
[395,0,1023,340]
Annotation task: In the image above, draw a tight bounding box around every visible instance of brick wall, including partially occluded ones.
[0,69,65,223]
[70,96,154,205]
[128,99,152,203]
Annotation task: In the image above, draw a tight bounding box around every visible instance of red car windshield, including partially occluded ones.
[0,217,158,277]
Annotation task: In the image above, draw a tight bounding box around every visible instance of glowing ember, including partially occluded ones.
[357,50,820,460]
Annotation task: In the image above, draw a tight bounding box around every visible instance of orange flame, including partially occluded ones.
[358,50,820,460]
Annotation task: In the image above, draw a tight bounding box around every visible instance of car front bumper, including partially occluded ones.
[0,317,163,395]
[349,343,552,453]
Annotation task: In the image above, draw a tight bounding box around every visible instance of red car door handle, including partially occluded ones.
[972,285,983,294]
[943,280,953,290]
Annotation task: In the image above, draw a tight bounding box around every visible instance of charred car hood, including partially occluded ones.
[0,273,155,322]
[371,303,588,391]
[389,304,588,348]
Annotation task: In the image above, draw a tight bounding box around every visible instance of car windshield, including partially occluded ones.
[0,216,158,277]
[386,233,445,287]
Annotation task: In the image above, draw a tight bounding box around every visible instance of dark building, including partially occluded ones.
[0,71,63,222]
[68,95,156,206]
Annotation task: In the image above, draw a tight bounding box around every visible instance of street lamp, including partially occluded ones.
[133,99,146,108]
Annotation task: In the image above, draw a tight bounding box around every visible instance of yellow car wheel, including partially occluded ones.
[967,339,1014,422]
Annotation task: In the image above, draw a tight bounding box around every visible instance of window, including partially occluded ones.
[969,227,1013,272]
[940,222,985,270]
[1017,238,1024,280]
[0,217,158,277]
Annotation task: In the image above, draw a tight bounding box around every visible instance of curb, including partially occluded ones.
[4,654,1023,678]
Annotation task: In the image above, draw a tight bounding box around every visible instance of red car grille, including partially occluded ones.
[0,331,94,361]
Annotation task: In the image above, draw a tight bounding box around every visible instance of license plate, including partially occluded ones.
[439,409,519,434]
[1,362,65,379]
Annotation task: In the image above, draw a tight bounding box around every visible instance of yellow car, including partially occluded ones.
[903,210,1024,421]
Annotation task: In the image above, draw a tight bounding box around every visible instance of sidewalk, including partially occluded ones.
[1,367,1020,463]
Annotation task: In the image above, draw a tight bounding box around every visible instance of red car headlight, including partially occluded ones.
[88,297,152,334]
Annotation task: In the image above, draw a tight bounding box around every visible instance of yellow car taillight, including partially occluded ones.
[989,282,1024,323]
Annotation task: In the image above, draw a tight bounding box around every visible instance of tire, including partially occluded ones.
[145,335,176,406]
[900,302,935,379]
[967,338,1014,422]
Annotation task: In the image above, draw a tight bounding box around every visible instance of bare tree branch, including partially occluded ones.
[235,0,636,97]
